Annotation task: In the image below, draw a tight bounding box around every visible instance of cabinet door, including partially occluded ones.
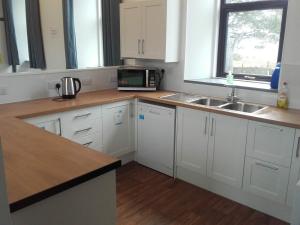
[141,0,166,59]
[287,130,300,206]
[103,101,132,157]
[120,2,142,58]
[25,115,61,136]
[244,157,290,204]
[207,114,248,188]
[246,121,295,167]
[176,107,209,176]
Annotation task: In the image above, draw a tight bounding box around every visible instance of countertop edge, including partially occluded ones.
[9,160,121,213]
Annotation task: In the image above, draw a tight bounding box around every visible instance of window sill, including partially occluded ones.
[184,78,278,93]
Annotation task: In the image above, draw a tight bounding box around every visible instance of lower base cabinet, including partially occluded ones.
[287,130,300,206]
[207,113,248,188]
[102,101,134,157]
[176,107,209,176]
[243,157,290,204]
[25,114,61,136]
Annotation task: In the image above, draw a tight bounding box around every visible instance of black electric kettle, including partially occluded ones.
[61,77,82,99]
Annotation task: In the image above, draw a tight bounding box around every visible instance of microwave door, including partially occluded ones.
[118,70,146,89]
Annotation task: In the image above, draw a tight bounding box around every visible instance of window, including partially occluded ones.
[217,0,288,81]
[73,0,103,69]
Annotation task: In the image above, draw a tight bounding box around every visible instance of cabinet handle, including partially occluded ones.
[57,118,62,136]
[138,40,141,55]
[296,137,300,158]
[210,118,214,137]
[83,141,93,147]
[74,113,92,119]
[74,127,92,135]
[142,39,145,55]
[204,116,208,135]
[255,162,279,171]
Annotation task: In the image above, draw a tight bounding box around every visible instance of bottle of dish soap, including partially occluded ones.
[277,82,289,109]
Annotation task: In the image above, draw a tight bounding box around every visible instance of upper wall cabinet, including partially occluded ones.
[120,0,181,62]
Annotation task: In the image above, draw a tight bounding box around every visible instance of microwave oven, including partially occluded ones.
[117,66,162,91]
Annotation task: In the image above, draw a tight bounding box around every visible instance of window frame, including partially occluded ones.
[216,0,288,82]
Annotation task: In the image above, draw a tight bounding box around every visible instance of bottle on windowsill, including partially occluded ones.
[277,82,289,109]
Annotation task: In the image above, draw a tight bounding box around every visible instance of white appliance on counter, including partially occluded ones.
[291,180,300,225]
[137,101,176,177]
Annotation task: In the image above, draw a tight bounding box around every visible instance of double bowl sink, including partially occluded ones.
[160,93,267,114]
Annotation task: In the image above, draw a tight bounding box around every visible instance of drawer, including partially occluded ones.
[243,157,290,204]
[61,106,102,129]
[62,118,102,141]
[246,121,295,167]
[71,132,103,152]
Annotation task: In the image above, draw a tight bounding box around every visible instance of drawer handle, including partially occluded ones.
[297,137,300,158]
[255,162,279,171]
[74,113,92,119]
[83,141,93,147]
[74,127,92,135]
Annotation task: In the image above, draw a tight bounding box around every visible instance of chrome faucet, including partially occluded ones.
[226,86,239,103]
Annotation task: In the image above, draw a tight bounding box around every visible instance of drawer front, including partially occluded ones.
[61,106,102,129]
[243,157,290,204]
[71,132,103,152]
[246,121,295,167]
[62,118,101,140]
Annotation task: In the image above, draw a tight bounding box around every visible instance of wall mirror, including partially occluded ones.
[0,0,121,75]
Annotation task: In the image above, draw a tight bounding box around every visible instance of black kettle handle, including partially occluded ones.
[73,78,82,96]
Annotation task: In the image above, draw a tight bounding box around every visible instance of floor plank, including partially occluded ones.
[117,162,289,225]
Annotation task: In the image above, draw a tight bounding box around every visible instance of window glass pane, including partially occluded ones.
[225,9,283,76]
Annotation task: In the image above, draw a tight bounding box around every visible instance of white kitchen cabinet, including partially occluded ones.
[176,107,209,176]
[120,2,142,58]
[60,106,103,152]
[207,113,248,188]
[120,0,180,62]
[244,157,290,204]
[287,130,300,206]
[102,101,134,157]
[25,114,61,136]
[246,121,295,167]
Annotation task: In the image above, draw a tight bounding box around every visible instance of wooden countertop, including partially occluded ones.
[1,89,300,212]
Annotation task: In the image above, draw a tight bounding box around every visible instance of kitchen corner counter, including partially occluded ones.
[1,89,300,213]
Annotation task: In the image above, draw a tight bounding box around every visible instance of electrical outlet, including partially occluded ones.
[48,81,60,90]
[0,86,8,95]
[82,78,92,86]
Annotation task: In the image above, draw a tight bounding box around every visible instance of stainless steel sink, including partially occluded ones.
[190,98,228,107]
[220,102,266,113]
[160,93,268,114]
[160,93,201,103]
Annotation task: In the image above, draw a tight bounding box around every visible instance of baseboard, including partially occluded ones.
[118,152,135,165]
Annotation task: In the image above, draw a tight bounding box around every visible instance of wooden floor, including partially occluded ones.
[117,162,289,225]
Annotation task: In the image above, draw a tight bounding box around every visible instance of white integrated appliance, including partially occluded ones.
[137,101,176,176]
